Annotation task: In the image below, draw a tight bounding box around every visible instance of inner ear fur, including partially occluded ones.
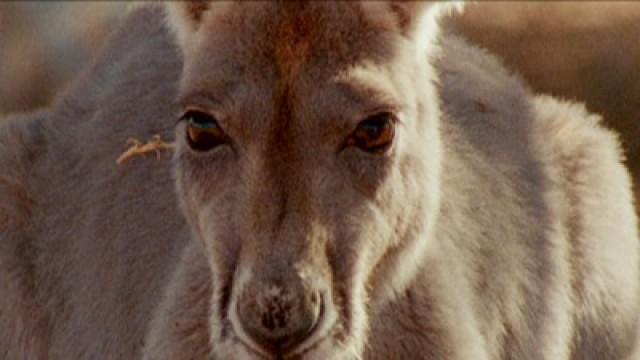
[389,1,464,33]
[388,0,464,33]
[388,1,435,34]
[382,1,464,57]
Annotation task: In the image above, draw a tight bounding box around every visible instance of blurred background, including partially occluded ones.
[1,2,639,200]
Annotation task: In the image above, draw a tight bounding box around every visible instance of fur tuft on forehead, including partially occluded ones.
[273,5,323,81]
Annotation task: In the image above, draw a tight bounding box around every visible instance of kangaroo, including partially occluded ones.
[1,2,638,359]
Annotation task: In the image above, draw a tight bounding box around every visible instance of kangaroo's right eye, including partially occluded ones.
[181,110,227,152]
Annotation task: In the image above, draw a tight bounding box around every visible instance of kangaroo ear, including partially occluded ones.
[164,1,212,50]
[386,1,464,55]
[388,1,464,33]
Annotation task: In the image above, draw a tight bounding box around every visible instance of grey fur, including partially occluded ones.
[1,3,638,360]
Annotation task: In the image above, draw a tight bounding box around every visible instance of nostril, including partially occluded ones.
[260,298,291,331]
[236,288,323,354]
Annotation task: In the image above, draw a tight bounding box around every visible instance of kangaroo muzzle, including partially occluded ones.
[232,264,331,357]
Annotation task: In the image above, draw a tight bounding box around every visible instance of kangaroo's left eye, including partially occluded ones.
[181,110,227,152]
[346,112,396,153]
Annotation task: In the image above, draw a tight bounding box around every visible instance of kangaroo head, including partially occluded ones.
[166,2,456,359]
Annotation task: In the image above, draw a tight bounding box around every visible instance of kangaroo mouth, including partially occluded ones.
[230,293,338,360]
[279,297,328,358]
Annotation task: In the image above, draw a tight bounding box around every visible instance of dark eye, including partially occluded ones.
[181,110,227,152]
[347,112,396,153]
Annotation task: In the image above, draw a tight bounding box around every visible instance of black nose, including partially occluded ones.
[236,284,322,354]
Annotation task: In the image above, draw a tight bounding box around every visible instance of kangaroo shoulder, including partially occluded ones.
[532,94,624,168]
[531,94,637,232]
[435,34,533,127]
[0,113,49,246]
[0,112,49,359]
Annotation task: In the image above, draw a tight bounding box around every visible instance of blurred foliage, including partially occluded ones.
[1,2,639,200]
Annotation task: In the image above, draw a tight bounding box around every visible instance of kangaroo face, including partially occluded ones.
[170,2,447,359]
